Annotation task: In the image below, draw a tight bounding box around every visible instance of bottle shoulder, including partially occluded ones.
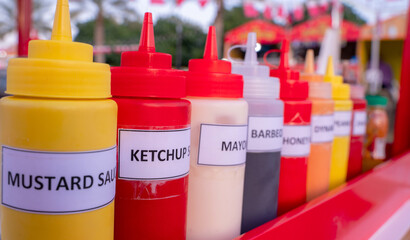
[334,99,353,111]
[187,97,247,106]
[114,97,190,108]
[246,98,284,117]
[0,96,117,110]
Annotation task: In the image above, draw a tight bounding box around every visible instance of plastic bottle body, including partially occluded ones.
[0,96,117,240]
[307,98,334,201]
[113,97,191,240]
[347,98,367,180]
[186,97,248,240]
[277,99,312,216]
[329,99,353,190]
[241,97,283,233]
[363,105,388,172]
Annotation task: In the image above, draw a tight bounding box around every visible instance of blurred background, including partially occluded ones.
[0,0,408,144]
[0,0,407,66]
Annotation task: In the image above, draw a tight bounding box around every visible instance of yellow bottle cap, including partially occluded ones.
[323,56,350,100]
[6,0,111,99]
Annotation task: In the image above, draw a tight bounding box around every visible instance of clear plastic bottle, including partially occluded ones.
[363,95,388,171]
[229,33,283,233]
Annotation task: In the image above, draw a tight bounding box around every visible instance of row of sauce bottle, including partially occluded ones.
[0,1,387,239]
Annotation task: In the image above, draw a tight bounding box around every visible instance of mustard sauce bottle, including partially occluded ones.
[1,0,117,239]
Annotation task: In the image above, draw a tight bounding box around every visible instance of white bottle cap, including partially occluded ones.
[228,32,280,99]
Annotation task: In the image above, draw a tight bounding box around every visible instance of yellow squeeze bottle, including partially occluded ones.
[324,57,352,190]
[0,0,117,239]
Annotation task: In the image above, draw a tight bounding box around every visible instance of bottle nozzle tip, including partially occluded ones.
[325,56,334,76]
[51,0,72,41]
[278,39,290,69]
[305,49,315,74]
[244,32,258,65]
[138,12,156,52]
[203,26,218,60]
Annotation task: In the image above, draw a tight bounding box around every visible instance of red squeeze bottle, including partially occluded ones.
[347,85,367,180]
[111,13,191,240]
[266,40,312,216]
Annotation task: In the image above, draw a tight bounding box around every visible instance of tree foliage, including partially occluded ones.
[343,4,366,26]
[75,18,141,66]
[154,17,206,67]
[290,5,310,26]
[0,0,55,38]
[72,0,138,62]
[75,16,206,67]
[290,3,366,27]
[223,6,249,34]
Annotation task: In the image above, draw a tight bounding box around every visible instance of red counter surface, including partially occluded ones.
[237,151,410,240]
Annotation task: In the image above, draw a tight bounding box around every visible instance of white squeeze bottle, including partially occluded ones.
[228,32,284,233]
[185,26,248,240]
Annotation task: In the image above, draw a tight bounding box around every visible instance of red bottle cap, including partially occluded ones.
[264,39,308,100]
[186,26,243,98]
[111,12,185,98]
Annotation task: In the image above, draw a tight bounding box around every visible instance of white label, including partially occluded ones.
[334,111,352,137]
[198,124,247,166]
[311,114,334,143]
[353,111,367,136]
[118,128,190,180]
[373,138,386,159]
[247,116,283,152]
[2,146,116,215]
[281,125,311,157]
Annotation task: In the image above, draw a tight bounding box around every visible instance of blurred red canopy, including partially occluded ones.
[290,15,361,41]
[224,19,287,44]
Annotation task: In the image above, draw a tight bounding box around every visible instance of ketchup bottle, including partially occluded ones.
[266,40,312,216]
[111,13,191,240]
[347,84,367,180]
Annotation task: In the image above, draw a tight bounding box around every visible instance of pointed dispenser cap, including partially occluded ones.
[301,50,322,82]
[267,39,299,82]
[265,39,308,100]
[7,0,110,98]
[243,32,258,65]
[300,50,332,99]
[323,56,350,100]
[111,12,185,98]
[186,26,243,98]
[228,32,279,99]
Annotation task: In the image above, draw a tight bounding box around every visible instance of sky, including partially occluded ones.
[0,0,408,49]
[72,0,243,32]
[120,0,409,30]
[97,0,409,31]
